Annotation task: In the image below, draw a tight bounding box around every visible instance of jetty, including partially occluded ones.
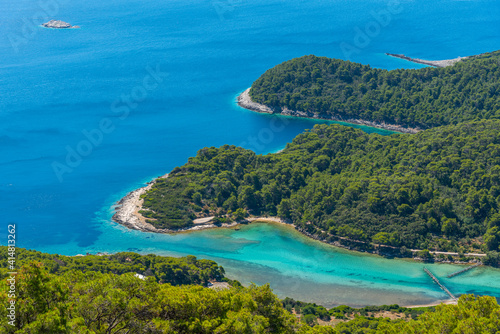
[423,268,457,301]
[386,53,466,68]
[447,263,481,278]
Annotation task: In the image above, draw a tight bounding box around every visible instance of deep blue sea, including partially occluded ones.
[1,0,500,306]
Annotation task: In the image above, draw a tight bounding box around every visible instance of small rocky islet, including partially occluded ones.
[42,20,80,29]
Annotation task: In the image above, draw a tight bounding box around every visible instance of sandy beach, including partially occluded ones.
[237,88,420,134]
[405,299,458,308]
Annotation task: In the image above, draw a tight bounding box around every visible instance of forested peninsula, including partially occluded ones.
[2,247,499,333]
[120,120,500,265]
[247,51,500,130]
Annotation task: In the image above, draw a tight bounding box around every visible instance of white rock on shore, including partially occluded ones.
[112,182,160,233]
[237,88,274,113]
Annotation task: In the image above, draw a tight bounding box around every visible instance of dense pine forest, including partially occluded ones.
[249,51,500,129]
[0,248,227,286]
[140,120,500,261]
[2,248,499,333]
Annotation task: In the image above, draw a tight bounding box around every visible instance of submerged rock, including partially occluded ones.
[42,20,80,29]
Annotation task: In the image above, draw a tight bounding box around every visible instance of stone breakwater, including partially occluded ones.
[386,53,467,68]
[237,88,420,134]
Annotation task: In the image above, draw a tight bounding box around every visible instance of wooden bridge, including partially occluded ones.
[447,263,481,278]
[423,268,457,301]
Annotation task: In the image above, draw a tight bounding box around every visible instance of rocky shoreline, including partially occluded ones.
[112,181,484,265]
[237,88,274,114]
[386,53,467,68]
[237,88,420,134]
[112,176,165,233]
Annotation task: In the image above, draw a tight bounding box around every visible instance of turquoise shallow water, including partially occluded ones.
[39,217,500,307]
[2,0,500,306]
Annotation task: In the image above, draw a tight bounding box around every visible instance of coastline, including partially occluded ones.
[112,179,484,265]
[237,88,420,134]
[386,53,467,68]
